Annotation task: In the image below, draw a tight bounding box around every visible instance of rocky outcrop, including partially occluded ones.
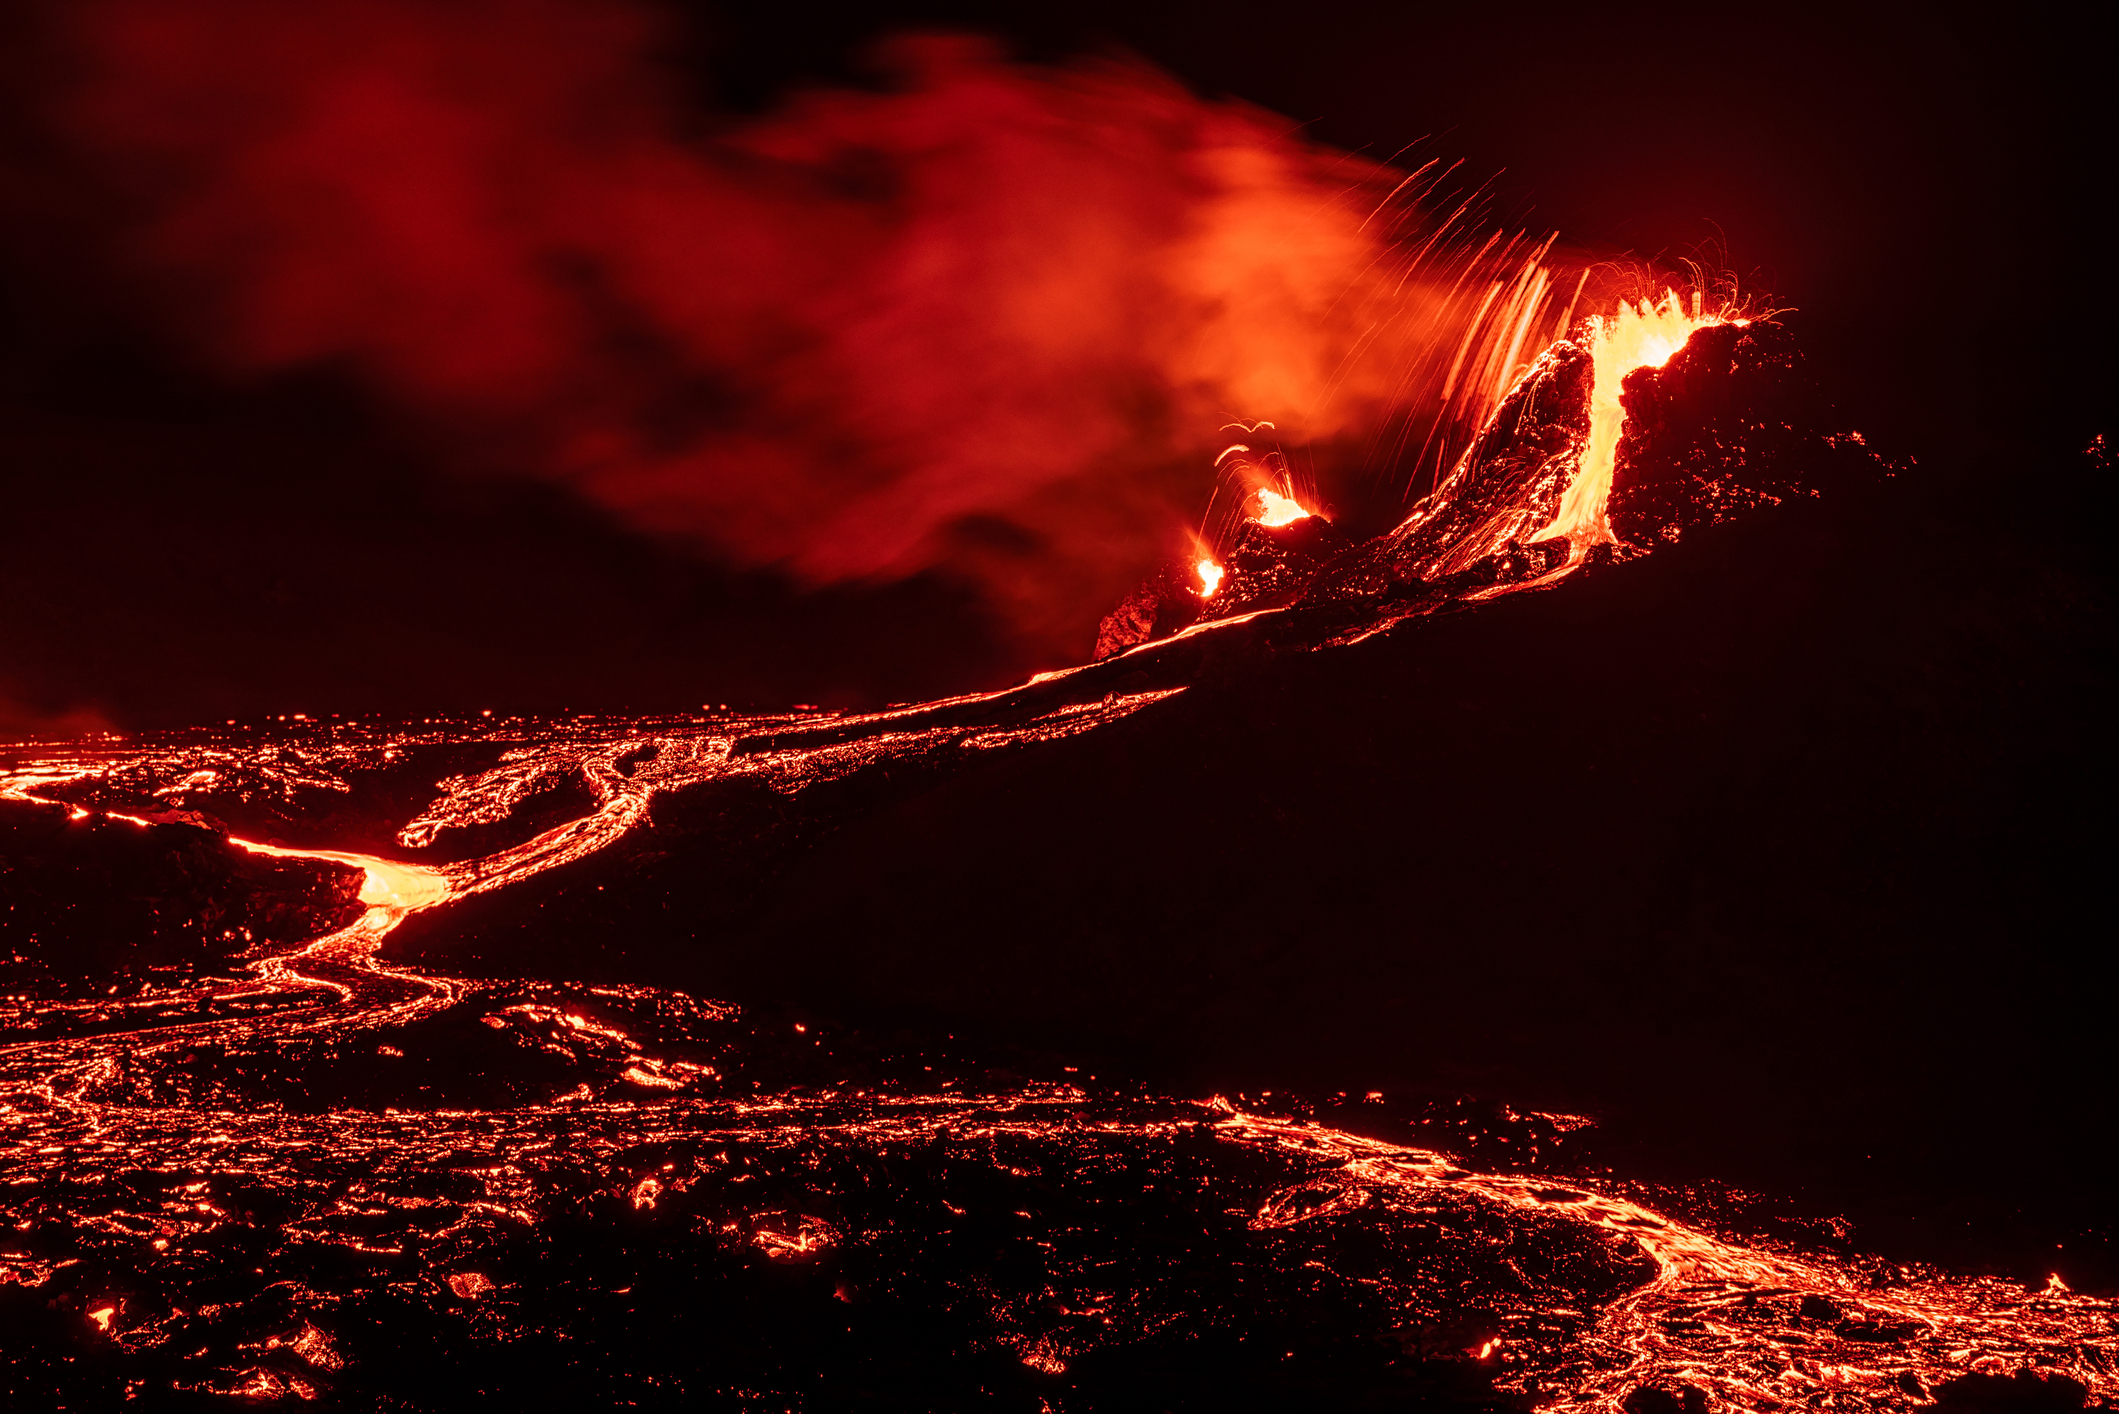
[1299,339,1594,609]
[0,800,365,993]
[1093,563,1211,660]
[1608,320,1881,549]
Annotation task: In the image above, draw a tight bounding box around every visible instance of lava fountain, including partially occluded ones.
[1539,289,1735,553]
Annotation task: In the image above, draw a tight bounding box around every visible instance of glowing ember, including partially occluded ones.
[752,1215,838,1260]
[446,1272,496,1300]
[1539,288,1727,550]
[1250,488,1312,527]
[275,1324,343,1370]
[1196,558,1225,596]
[225,1369,318,1400]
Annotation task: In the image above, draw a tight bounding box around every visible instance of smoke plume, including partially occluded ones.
[48,0,1545,663]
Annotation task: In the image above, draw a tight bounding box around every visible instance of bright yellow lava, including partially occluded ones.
[1539,289,1726,550]
[1251,488,1312,527]
[1196,558,1225,597]
[235,841,452,911]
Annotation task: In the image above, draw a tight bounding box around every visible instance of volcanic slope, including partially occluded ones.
[382,427,2115,1286]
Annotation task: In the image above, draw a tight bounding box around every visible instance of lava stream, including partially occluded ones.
[4,711,2111,1411]
[1538,289,1730,553]
[1218,1111,2115,1413]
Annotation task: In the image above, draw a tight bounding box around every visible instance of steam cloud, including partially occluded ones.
[50,0,1523,662]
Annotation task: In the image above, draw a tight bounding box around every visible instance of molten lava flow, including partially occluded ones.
[1251,488,1312,527]
[5,717,2114,1408]
[1215,1109,2119,1414]
[1196,558,1225,596]
[234,841,451,911]
[1538,289,1727,551]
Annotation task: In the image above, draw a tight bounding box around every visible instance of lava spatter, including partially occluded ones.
[1096,299,1776,662]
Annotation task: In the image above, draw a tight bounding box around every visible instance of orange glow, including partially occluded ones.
[234,841,451,911]
[271,1324,343,1370]
[226,1369,318,1400]
[621,1064,684,1090]
[3,716,2114,1409]
[1217,1107,2118,1412]
[752,1216,837,1260]
[1196,558,1224,597]
[1538,288,1728,551]
[1250,488,1312,527]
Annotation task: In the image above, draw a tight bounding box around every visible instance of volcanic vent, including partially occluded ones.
[1092,291,1884,667]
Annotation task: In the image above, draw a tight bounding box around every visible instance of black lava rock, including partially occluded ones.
[1933,1370,2098,1414]
[1608,320,1885,549]
[0,801,364,994]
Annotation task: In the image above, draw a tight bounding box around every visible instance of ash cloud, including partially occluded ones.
[46,0,1450,663]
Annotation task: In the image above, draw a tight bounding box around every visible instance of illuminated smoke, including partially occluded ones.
[0,693,115,743]
[48,0,1587,662]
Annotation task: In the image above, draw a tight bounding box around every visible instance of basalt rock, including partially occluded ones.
[1623,1385,1710,1414]
[1098,319,1893,656]
[0,800,365,993]
[1207,513,1348,618]
[1608,320,1884,550]
[1093,562,1212,660]
[1093,512,1351,660]
[1932,1370,2097,1414]
[1302,339,1595,607]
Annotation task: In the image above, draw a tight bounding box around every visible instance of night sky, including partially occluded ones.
[0,0,2108,730]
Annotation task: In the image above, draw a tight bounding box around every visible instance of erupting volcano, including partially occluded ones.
[6,290,2108,1408]
[1543,290,1731,553]
[2,3,2111,1409]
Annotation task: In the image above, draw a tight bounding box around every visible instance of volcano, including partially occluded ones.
[3,306,2113,1410]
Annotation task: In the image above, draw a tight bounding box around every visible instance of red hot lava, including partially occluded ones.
[1,699,2110,1408]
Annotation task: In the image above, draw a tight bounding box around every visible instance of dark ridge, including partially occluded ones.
[0,801,363,1004]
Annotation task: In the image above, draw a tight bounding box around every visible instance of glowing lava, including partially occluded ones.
[5,715,2112,1409]
[1196,558,1225,596]
[1250,488,1312,527]
[235,840,452,911]
[1539,288,1728,550]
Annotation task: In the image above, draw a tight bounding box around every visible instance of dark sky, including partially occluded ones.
[687,0,2110,449]
[1,0,2107,732]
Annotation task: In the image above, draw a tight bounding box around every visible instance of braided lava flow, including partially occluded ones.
[3,701,2111,1409]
